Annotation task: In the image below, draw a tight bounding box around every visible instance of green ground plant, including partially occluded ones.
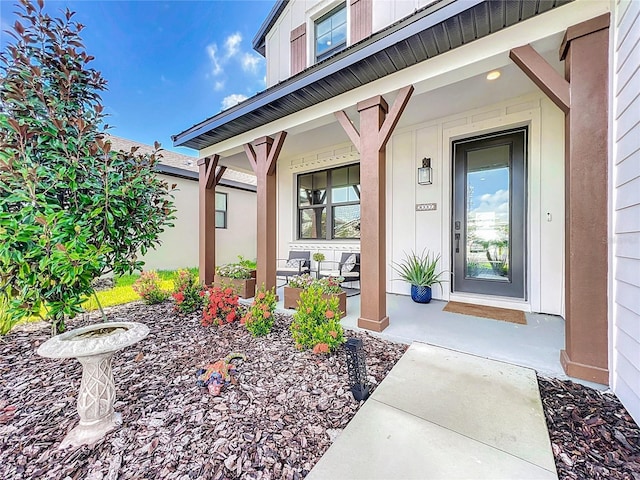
[0,0,175,335]
[290,286,345,353]
[242,285,276,337]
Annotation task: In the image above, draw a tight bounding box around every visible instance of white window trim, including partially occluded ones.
[306,0,350,68]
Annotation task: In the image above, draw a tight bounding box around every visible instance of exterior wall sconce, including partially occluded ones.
[418,157,432,185]
[345,337,370,401]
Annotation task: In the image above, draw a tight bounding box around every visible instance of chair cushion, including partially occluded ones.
[319,269,341,277]
[277,267,308,274]
[341,271,360,278]
[342,254,357,273]
[285,258,306,268]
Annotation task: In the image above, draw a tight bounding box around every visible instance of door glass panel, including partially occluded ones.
[465,145,510,281]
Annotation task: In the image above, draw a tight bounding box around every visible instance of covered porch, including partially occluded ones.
[175,0,611,385]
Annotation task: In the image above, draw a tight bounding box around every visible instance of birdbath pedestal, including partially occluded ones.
[37,321,149,449]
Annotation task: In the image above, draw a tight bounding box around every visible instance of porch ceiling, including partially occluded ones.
[173,0,574,152]
[217,51,562,173]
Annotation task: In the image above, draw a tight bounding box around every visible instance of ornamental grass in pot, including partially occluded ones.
[391,250,446,303]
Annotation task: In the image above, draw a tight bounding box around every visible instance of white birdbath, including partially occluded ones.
[37,321,149,449]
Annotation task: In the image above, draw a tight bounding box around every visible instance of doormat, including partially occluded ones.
[443,301,527,325]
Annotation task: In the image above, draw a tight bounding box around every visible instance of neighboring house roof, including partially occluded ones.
[107,135,257,192]
[173,0,572,151]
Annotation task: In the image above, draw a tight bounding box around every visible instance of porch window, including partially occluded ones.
[297,164,360,240]
[315,3,347,62]
[215,192,227,229]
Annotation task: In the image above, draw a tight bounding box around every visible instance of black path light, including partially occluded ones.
[345,337,370,401]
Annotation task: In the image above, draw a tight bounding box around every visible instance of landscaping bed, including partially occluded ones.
[0,301,638,479]
[0,301,406,480]
[538,376,640,480]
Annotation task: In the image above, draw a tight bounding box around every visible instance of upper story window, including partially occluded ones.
[315,3,347,62]
[297,164,360,240]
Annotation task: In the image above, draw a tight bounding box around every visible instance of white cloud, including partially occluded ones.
[206,43,222,76]
[241,52,262,74]
[221,93,248,110]
[224,32,242,59]
[472,189,509,215]
[214,80,225,91]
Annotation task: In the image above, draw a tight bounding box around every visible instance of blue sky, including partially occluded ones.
[0,0,275,156]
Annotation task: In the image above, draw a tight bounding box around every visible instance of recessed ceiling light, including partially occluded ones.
[486,70,501,80]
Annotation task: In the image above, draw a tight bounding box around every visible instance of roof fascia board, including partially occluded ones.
[199,0,607,157]
[156,164,257,192]
[175,0,479,146]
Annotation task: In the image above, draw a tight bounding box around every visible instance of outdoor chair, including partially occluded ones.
[276,251,311,285]
[318,252,360,288]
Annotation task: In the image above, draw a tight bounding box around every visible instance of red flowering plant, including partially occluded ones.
[290,285,344,353]
[171,269,204,315]
[201,286,240,327]
[242,284,277,337]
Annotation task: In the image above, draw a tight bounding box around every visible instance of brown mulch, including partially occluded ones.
[0,301,639,479]
[0,302,406,480]
[538,376,640,480]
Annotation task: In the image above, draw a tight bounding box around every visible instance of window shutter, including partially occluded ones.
[350,0,372,44]
[290,23,306,76]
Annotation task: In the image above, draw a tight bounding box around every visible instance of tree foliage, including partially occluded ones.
[0,0,175,334]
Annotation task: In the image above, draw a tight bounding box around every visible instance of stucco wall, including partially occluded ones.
[276,93,565,314]
[140,175,257,271]
[611,0,640,424]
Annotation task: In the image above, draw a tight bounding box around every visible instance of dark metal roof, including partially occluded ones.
[252,0,288,57]
[174,0,572,151]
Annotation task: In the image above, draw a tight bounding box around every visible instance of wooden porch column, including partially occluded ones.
[197,155,226,284]
[510,13,610,384]
[336,85,413,332]
[244,132,287,292]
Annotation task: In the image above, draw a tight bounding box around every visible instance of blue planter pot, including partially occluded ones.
[411,285,432,303]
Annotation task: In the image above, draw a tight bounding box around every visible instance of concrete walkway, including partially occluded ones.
[307,343,558,480]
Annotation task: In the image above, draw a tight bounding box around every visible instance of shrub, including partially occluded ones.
[172,269,204,315]
[288,274,344,294]
[201,286,240,327]
[0,1,175,335]
[216,264,252,279]
[242,285,276,337]
[132,271,169,304]
[290,286,345,353]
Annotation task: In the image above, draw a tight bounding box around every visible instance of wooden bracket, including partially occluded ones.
[335,110,361,152]
[510,44,570,114]
[378,85,414,150]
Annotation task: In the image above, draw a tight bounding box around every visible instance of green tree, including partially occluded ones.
[0,0,175,335]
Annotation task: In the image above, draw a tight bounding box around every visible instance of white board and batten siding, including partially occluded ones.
[611,0,640,424]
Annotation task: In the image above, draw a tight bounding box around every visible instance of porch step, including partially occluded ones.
[307,342,558,480]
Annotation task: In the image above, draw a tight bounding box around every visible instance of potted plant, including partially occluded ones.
[312,252,325,268]
[236,255,257,279]
[283,274,347,318]
[391,250,446,303]
[213,264,256,299]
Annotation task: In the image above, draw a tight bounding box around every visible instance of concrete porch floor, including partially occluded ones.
[272,289,569,380]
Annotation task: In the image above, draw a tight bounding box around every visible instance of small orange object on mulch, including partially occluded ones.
[442,301,527,325]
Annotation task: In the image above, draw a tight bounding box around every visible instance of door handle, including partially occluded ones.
[455,233,460,253]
